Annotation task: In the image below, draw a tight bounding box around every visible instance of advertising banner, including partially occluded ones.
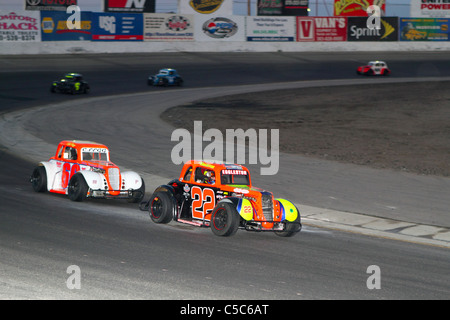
[0,11,41,42]
[104,0,155,13]
[296,17,347,41]
[41,10,92,41]
[246,16,295,41]
[258,0,283,15]
[179,0,233,15]
[144,13,194,41]
[333,0,385,17]
[283,0,309,16]
[91,12,143,40]
[411,0,450,18]
[257,0,308,16]
[25,0,77,11]
[195,15,245,41]
[347,17,398,41]
[400,18,450,41]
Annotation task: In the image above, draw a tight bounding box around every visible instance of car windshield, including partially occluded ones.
[159,70,169,75]
[81,147,109,161]
[220,169,250,186]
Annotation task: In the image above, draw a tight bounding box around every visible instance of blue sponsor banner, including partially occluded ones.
[41,11,92,41]
[91,13,143,41]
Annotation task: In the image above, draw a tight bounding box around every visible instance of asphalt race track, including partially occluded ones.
[0,52,449,300]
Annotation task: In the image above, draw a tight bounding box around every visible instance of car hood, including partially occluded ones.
[81,160,118,169]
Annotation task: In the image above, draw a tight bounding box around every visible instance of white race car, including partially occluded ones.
[30,140,145,202]
[357,61,391,76]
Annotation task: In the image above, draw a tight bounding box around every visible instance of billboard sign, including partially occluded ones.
[104,0,155,13]
[179,0,233,15]
[411,0,450,18]
[144,14,194,41]
[257,0,308,16]
[347,17,398,41]
[297,17,347,41]
[25,0,77,11]
[41,10,92,41]
[0,11,41,42]
[283,0,309,16]
[195,15,245,41]
[333,0,385,16]
[246,16,295,41]
[92,12,143,40]
[400,18,450,41]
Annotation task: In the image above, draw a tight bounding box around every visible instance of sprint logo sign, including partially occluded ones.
[347,17,398,41]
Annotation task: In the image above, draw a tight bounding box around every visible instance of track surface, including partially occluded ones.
[1,52,449,300]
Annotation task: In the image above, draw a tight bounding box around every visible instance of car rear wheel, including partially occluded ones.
[149,191,173,224]
[211,202,240,236]
[68,173,88,202]
[31,166,47,192]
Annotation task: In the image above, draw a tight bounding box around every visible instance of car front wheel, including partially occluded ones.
[68,173,88,201]
[210,202,240,236]
[148,191,174,224]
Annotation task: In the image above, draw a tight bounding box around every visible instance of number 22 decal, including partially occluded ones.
[191,186,215,220]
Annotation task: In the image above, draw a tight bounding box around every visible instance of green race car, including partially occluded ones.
[51,73,90,94]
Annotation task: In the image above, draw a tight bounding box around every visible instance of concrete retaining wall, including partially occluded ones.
[2,41,450,55]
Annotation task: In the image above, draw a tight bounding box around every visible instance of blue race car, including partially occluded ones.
[147,68,183,87]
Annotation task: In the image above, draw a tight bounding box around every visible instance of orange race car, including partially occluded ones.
[30,140,145,202]
[141,160,301,237]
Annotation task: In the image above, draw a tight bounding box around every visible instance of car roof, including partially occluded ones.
[59,140,108,149]
[368,61,386,64]
[184,160,249,172]
[65,73,82,77]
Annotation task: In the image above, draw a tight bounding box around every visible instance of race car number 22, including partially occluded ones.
[191,187,215,219]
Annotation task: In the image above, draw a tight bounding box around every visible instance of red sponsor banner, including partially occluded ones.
[296,17,347,41]
[104,0,155,13]
[333,0,386,17]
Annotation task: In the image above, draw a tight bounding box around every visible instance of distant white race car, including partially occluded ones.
[30,140,145,202]
[357,61,391,76]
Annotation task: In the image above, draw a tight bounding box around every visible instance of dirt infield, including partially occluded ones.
[161,81,450,177]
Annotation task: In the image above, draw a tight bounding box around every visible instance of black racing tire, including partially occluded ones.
[275,208,302,237]
[68,173,88,202]
[148,191,174,224]
[128,179,145,203]
[210,202,240,237]
[84,85,90,94]
[31,166,47,193]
